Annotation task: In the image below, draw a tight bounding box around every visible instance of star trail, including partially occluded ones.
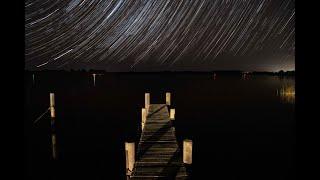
[25,0,295,71]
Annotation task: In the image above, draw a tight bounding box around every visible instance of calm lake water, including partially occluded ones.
[24,72,295,180]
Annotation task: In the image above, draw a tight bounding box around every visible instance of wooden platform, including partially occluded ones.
[130,104,189,179]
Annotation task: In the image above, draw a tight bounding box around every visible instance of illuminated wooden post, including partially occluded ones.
[166,92,171,106]
[125,142,135,177]
[50,93,55,118]
[141,108,146,130]
[183,139,193,164]
[170,109,175,120]
[50,93,57,160]
[145,93,150,113]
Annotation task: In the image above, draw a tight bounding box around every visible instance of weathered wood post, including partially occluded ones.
[166,92,171,106]
[145,93,150,113]
[183,139,193,164]
[141,108,146,130]
[50,93,57,160]
[170,109,175,120]
[125,142,135,178]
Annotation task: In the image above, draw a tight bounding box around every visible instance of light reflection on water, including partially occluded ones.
[277,84,295,104]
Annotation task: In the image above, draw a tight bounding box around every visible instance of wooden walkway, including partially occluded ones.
[130,104,189,179]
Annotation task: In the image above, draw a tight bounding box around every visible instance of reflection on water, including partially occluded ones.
[25,72,295,179]
[277,84,295,104]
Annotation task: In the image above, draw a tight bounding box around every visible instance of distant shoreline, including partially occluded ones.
[24,70,295,76]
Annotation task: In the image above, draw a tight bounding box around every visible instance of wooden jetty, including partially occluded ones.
[125,93,192,179]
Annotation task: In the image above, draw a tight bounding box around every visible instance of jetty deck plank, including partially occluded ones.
[130,104,189,179]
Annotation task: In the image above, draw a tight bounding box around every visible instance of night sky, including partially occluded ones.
[25,0,295,72]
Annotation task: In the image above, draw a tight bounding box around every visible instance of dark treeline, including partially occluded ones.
[24,69,295,77]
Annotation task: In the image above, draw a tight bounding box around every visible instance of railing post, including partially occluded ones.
[50,93,57,160]
[145,93,150,113]
[166,92,171,106]
[183,139,193,164]
[125,142,135,177]
[141,108,146,130]
[170,109,175,120]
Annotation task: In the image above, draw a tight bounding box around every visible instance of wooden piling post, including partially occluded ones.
[125,142,135,177]
[50,93,55,118]
[166,92,171,106]
[183,139,193,164]
[141,108,146,130]
[170,109,175,120]
[145,93,150,113]
[50,93,57,160]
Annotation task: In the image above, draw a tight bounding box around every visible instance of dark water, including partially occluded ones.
[24,71,295,180]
